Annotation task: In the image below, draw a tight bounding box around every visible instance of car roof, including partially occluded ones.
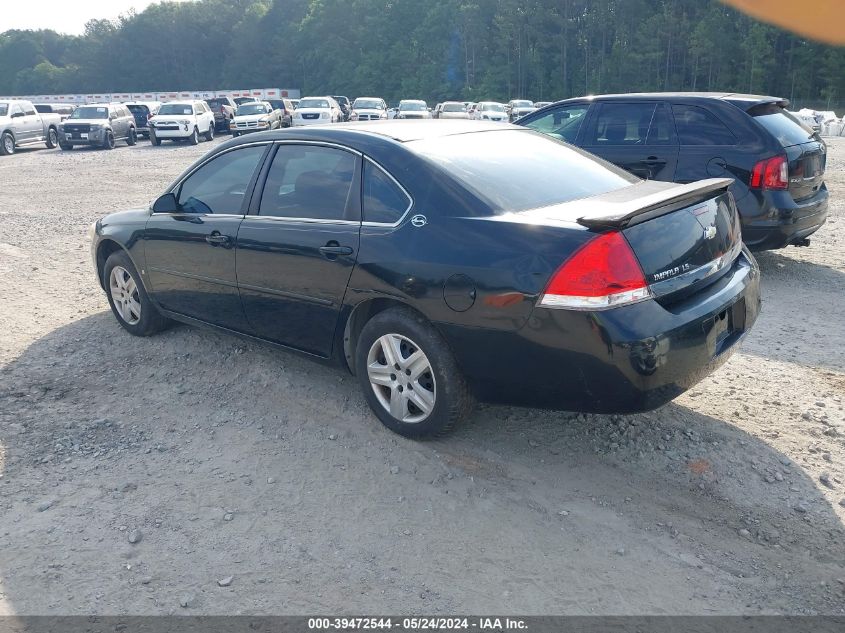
[556,91,788,107]
[222,120,515,146]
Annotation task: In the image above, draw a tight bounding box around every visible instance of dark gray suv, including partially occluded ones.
[58,103,137,150]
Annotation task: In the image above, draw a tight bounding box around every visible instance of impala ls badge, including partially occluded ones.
[704,224,717,240]
[411,214,428,227]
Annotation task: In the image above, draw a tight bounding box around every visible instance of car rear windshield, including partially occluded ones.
[442,103,465,112]
[34,104,51,113]
[748,103,815,147]
[400,102,426,111]
[70,106,108,119]
[481,103,505,112]
[205,99,228,108]
[126,105,149,114]
[410,130,638,212]
[158,104,193,115]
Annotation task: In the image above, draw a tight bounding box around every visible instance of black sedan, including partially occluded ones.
[91,121,761,438]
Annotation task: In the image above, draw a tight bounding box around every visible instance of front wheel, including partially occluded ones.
[127,127,137,146]
[150,131,161,146]
[103,130,115,150]
[355,307,472,438]
[204,121,214,141]
[104,250,169,336]
[59,141,72,151]
[189,127,199,145]
[46,127,58,149]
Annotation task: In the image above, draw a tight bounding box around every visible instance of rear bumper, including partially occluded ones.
[441,249,761,413]
[740,185,829,250]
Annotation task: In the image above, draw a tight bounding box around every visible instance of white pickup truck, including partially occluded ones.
[0,99,62,155]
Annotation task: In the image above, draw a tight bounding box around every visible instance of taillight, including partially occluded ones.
[750,155,788,190]
[538,231,651,310]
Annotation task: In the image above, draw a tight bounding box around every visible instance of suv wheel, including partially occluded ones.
[150,131,161,146]
[355,307,472,438]
[103,130,116,150]
[127,127,137,146]
[0,132,15,155]
[204,122,214,141]
[189,127,199,145]
[46,127,58,149]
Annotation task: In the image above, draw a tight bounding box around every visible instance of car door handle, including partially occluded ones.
[205,232,231,246]
[319,244,353,256]
[643,157,666,165]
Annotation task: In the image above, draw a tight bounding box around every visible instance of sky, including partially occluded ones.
[3,0,188,35]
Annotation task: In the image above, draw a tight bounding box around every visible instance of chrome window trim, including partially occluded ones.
[148,213,245,219]
[361,156,414,228]
[648,238,744,298]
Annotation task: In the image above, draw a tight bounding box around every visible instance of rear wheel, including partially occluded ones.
[46,127,58,149]
[204,121,214,141]
[189,126,199,145]
[355,307,472,438]
[0,132,15,155]
[126,127,137,146]
[104,250,169,336]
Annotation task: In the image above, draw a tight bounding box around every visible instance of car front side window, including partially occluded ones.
[258,145,358,221]
[175,145,267,214]
[523,104,590,143]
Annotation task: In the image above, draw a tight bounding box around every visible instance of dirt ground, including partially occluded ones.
[0,134,843,616]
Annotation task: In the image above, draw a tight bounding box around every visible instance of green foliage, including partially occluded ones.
[0,0,842,109]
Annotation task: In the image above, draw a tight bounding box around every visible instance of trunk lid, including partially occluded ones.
[747,103,827,202]
[521,178,742,301]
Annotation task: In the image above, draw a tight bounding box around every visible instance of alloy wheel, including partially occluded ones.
[109,265,141,325]
[366,333,436,423]
[3,134,13,154]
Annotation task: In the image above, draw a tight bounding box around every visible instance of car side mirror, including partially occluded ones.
[152,192,179,213]
[10,112,23,118]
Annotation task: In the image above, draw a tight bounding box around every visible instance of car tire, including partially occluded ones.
[0,132,15,155]
[104,250,169,337]
[150,131,161,146]
[104,130,115,150]
[59,141,72,151]
[232,131,239,138]
[46,127,58,149]
[355,307,472,438]
[189,127,199,145]
[127,127,137,146]
[204,121,214,141]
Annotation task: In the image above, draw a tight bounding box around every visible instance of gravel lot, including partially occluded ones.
[0,134,843,616]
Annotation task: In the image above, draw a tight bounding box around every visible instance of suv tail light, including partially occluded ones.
[538,231,651,310]
[750,155,788,190]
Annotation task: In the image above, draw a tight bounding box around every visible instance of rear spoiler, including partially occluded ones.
[577,178,734,229]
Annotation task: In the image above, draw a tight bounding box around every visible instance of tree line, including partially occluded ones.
[1,0,843,110]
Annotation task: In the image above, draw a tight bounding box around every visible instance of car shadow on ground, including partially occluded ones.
[0,313,842,614]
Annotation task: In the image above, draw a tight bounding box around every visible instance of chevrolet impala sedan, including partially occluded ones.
[90,121,761,438]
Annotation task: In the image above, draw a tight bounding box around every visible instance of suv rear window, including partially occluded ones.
[748,104,814,147]
[410,129,638,212]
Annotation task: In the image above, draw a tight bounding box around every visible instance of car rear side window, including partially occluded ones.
[259,145,357,221]
[672,104,737,145]
[176,145,266,214]
[410,130,638,213]
[588,102,658,145]
[363,160,411,224]
[748,103,814,147]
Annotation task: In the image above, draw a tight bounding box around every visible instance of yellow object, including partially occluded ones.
[721,0,845,44]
